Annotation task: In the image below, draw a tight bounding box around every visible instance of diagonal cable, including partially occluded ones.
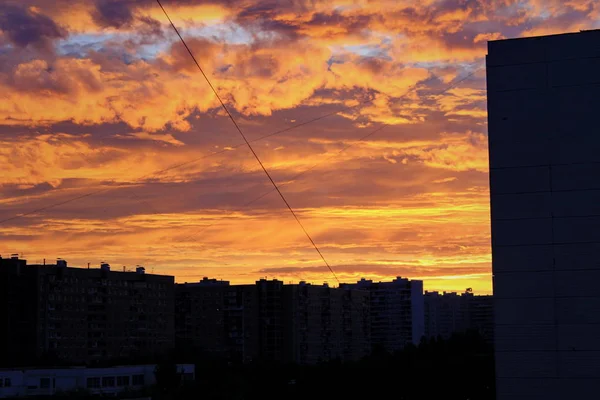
[174,125,388,245]
[0,66,480,227]
[168,67,480,249]
[156,0,339,284]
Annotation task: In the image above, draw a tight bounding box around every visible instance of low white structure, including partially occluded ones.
[0,364,194,398]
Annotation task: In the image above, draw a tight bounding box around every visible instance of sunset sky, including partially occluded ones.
[1,0,598,294]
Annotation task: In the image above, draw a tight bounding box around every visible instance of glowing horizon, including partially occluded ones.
[1,0,598,295]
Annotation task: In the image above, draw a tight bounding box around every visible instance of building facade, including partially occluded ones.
[339,285,371,361]
[175,280,261,363]
[467,293,493,343]
[342,277,424,352]
[0,364,194,398]
[0,255,38,366]
[175,279,371,364]
[424,291,465,340]
[424,290,493,342]
[0,258,175,365]
[487,30,600,400]
[283,282,370,364]
[175,278,230,358]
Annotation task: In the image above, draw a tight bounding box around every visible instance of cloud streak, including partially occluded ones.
[1,0,597,293]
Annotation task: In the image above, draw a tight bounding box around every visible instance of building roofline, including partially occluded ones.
[489,28,600,43]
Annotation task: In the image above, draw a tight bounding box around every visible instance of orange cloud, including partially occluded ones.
[473,32,505,43]
[3,0,597,293]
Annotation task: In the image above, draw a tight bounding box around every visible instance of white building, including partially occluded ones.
[0,364,194,398]
[487,29,600,400]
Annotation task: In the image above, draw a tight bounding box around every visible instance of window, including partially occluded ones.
[116,376,130,386]
[102,376,115,387]
[40,378,50,389]
[86,377,101,389]
[132,374,144,386]
[0,379,3,388]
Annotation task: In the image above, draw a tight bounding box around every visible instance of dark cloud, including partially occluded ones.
[0,5,65,49]
[138,16,164,40]
[0,182,55,199]
[8,57,103,95]
[93,0,135,28]
[237,2,279,19]
[307,11,373,32]
[255,19,300,41]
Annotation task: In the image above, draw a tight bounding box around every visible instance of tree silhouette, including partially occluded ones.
[154,362,181,399]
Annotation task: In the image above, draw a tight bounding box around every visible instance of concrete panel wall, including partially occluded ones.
[488,29,600,400]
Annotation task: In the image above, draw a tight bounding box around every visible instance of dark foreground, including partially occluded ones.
[15,331,495,400]
[189,331,494,400]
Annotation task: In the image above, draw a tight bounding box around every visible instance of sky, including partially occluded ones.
[0,0,598,294]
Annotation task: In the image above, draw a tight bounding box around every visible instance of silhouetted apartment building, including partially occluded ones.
[424,290,493,342]
[424,291,465,340]
[0,255,38,366]
[339,285,371,361]
[223,283,260,363]
[342,277,424,352]
[175,279,264,363]
[175,279,370,364]
[175,278,265,363]
[284,282,370,364]
[0,257,175,366]
[256,279,285,362]
[254,279,370,363]
[467,292,493,342]
[175,278,230,358]
[487,29,600,400]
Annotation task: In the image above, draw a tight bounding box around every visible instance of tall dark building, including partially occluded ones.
[255,279,285,362]
[341,277,424,352]
[0,255,38,366]
[283,282,370,364]
[339,285,371,361]
[424,291,466,340]
[0,258,175,365]
[424,290,493,342]
[175,278,230,358]
[175,279,371,364]
[36,263,175,364]
[467,293,494,343]
[487,30,600,399]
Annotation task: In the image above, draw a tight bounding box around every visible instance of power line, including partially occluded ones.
[169,67,481,249]
[0,28,481,241]
[0,63,480,228]
[0,190,106,225]
[0,93,375,226]
[156,0,339,284]
[173,125,388,245]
